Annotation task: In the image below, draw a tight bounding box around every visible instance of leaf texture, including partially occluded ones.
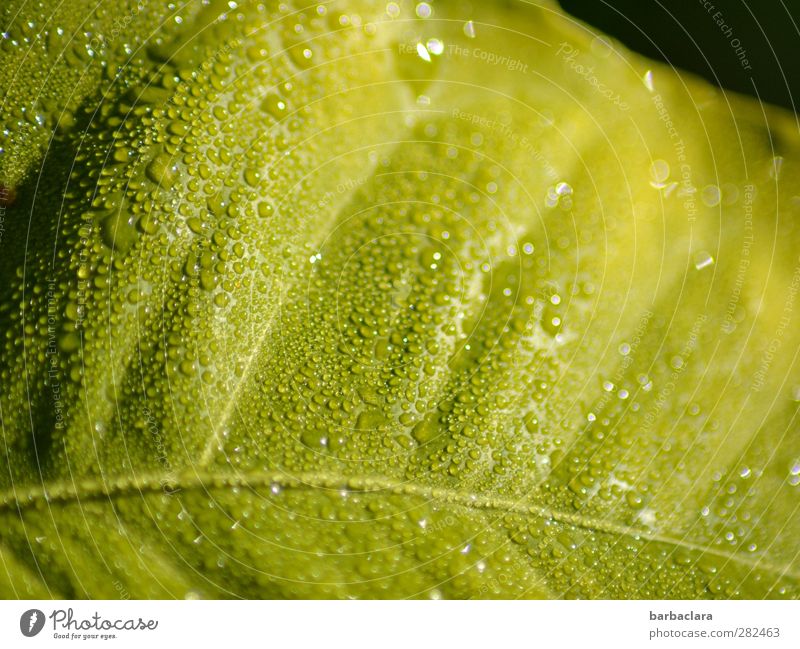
[0,0,799,598]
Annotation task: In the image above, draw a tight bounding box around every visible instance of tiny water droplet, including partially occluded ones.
[701,184,721,207]
[426,38,444,55]
[649,159,670,185]
[769,156,784,180]
[416,42,431,62]
[416,2,432,18]
[694,250,714,270]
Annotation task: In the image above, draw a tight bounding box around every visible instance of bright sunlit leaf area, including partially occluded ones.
[0,0,798,599]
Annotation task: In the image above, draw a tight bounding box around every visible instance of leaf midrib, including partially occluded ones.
[1,466,795,582]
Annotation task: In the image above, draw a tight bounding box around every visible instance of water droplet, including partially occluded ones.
[416,42,431,62]
[415,2,432,18]
[693,250,714,270]
[701,184,721,207]
[426,38,444,55]
[463,21,476,38]
[556,181,572,195]
[261,93,287,119]
[146,154,178,189]
[642,70,654,92]
[590,36,612,58]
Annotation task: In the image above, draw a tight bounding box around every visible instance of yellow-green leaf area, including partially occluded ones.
[0,0,798,599]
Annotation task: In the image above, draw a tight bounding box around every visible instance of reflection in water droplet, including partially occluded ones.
[643,69,654,92]
[463,20,476,39]
[426,38,444,55]
[416,42,431,62]
[694,250,714,270]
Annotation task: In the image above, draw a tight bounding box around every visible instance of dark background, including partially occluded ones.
[560,0,800,111]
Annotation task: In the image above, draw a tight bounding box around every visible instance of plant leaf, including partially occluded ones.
[0,0,798,599]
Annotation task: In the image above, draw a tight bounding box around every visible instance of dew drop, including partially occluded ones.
[590,36,612,58]
[701,184,721,207]
[145,154,178,189]
[415,2,432,18]
[693,250,714,270]
[261,93,287,120]
[416,42,431,62]
[642,70,654,92]
[649,159,670,184]
[426,38,444,55]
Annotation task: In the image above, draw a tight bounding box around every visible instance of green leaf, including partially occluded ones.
[1,0,799,599]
